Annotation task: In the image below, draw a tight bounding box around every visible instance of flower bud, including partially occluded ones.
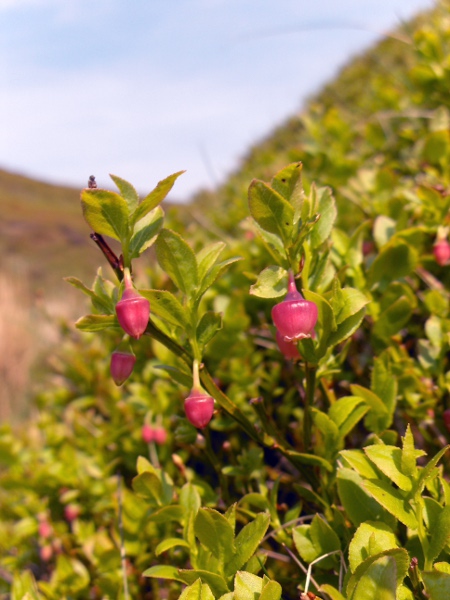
[142,424,154,444]
[433,239,450,266]
[115,287,150,339]
[184,389,214,429]
[276,330,301,360]
[272,272,318,342]
[110,348,136,386]
[153,426,168,445]
[64,504,80,522]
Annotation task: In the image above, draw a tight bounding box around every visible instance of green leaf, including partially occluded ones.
[110,173,139,213]
[312,408,341,457]
[197,257,242,299]
[337,468,396,528]
[303,289,336,358]
[349,521,398,572]
[422,570,450,600]
[332,287,370,325]
[197,312,222,350]
[250,266,287,298]
[271,162,303,208]
[179,579,215,600]
[340,449,383,480]
[328,397,368,439]
[81,188,129,242]
[143,564,185,581]
[155,229,198,295]
[155,537,191,556]
[412,446,450,496]
[368,240,418,288]
[347,553,405,600]
[75,314,119,332]
[310,187,337,248]
[197,242,226,281]
[225,513,270,576]
[259,579,282,600]
[318,584,346,600]
[373,296,414,341]
[362,479,418,529]
[248,179,294,245]
[65,276,114,314]
[132,472,163,506]
[427,506,450,565]
[178,569,229,597]
[194,508,235,571]
[129,206,164,258]
[364,445,413,492]
[131,171,185,226]
[140,289,186,328]
[350,384,390,434]
[233,572,263,600]
[327,308,366,348]
[154,364,192,387]
[401,425,419,478]
[180,483,202,550]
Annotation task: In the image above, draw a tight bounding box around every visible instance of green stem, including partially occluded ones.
[303,363,317,452]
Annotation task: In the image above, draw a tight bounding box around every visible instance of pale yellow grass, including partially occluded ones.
[0,259,81,422]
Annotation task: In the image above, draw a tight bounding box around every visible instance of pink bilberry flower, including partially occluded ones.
[272,271,318,342]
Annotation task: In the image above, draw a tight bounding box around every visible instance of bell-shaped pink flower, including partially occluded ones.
[184,390,215,429]
[115,269,150,339]
[433,239,450,266]
[272,272,318,342]
[110,348,136,386]
[276,330,301,360]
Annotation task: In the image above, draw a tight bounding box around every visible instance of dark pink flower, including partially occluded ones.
[142,424,154,444]
[110,349,136,385]
[276,330,301,360]
[184,389,214,429]
[433,239,450,266]
[115,287,150,339]
[272,272,318,342]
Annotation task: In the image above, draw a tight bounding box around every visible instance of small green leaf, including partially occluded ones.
[155,538,191,556]
[129,206,164,258]
[271,162,303,210]
[351,384,390,434]
[302,289,336,358]
[337,468,396,528]
[347,553,401,600]
[250,266,287,298]
[328,397,368,439]
[154,365,192,388]
[318,584,346,600]
[332,287,370,325]
[233,572,263,600]
[132,472,163,505]
[197,257,242,299]
[179,579,215,600]
[65,276,114,314]
[427,506,450,565]
[194,508,235,571]
[140,289,186,328]
[259,579,282,600]
[197,312,223,350]
[75,314,119,332]
[110,174,139,213]
[340,449,381,480]
[349,521,398,573]
[422,570,450,600]
[373,296,413,341]
[197,242,226,281]
[131,171,185,226]
[401,425,419,478]
[327,308,366,348]
[143,564,185,581]
[310,187,337,248]
[364,445,413,492]
[177,570,229,597]
[81,188,129,242]
[248,180,294,245]
[362,479,418,529]
[155,229,198,295]
[368,240,418,288]
[225,513,270,576]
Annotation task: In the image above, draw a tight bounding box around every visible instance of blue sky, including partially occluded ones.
[0,0,435,201]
